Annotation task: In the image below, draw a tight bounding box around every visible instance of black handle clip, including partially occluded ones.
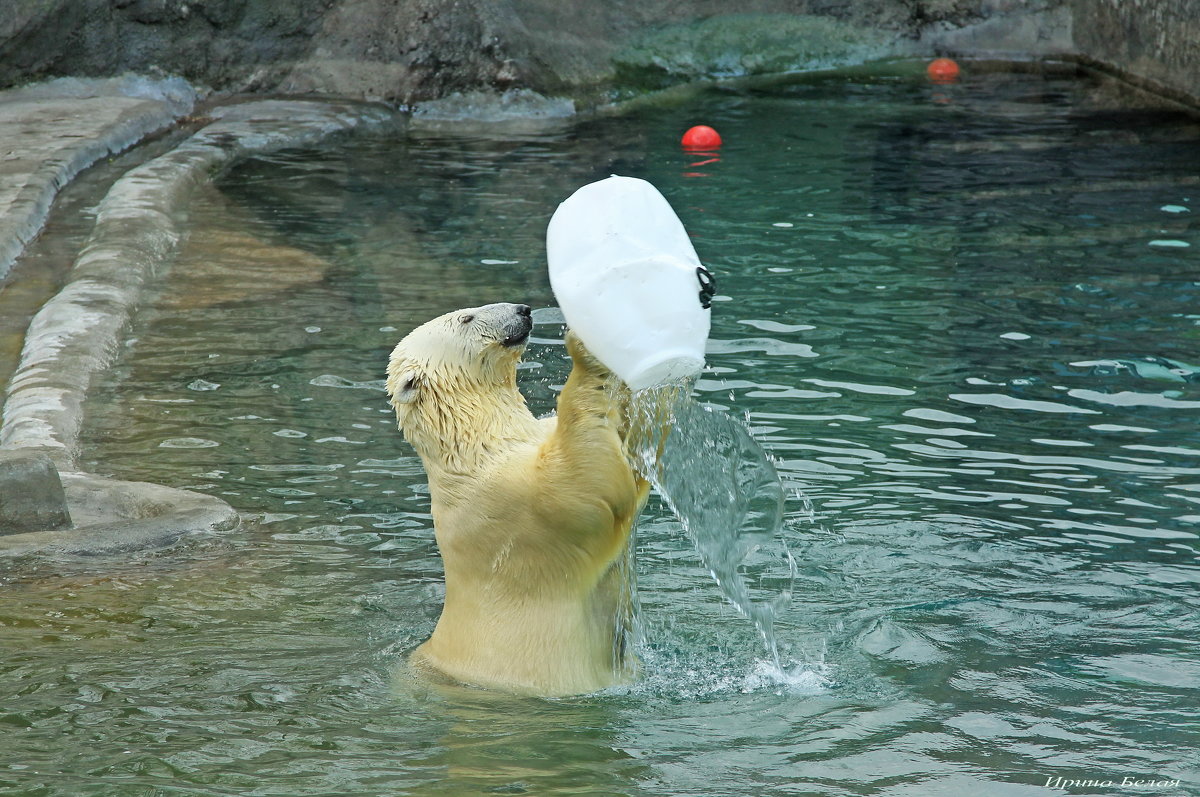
[696,266,716,310]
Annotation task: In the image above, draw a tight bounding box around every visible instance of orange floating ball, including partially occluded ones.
[927,57,960,83]
[681,125,722,150]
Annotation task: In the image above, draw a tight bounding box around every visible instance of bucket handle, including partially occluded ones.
[696,266,716,310]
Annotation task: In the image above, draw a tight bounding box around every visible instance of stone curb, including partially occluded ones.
[2,98,396,468]
[0,472,240,557]
[0,76,197,281]
[0,92,398,556]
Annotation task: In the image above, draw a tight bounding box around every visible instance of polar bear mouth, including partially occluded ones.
[479,302,531,348]
[500,316,533,348]
[501,327,531,347]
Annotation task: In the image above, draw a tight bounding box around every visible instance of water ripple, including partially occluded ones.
[37,69,1200,797]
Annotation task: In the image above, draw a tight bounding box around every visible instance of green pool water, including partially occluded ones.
[3,66,1199,796]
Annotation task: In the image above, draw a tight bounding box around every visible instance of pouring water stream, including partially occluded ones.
[627,383,799,674]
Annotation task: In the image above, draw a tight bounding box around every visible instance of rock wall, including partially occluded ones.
[1,0,1198,107]
[0,0,1059,103]
[1071,0,1200,106]
[1,0,329,94]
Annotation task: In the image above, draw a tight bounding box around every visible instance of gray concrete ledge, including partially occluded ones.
[0,450,71,534]
[0,87,398,556]
[0,75,197,281]
[2,97,397,470]
[0,472,239,557]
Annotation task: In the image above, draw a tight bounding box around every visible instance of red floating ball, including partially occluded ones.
[681,125,722,151]
[927,57,961,83]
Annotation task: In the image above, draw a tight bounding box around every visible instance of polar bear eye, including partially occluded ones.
[459,314,475,325]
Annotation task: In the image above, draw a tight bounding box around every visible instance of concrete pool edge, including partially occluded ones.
[0,75,198,283]
[0,95,401,556]
[0,470,241,557]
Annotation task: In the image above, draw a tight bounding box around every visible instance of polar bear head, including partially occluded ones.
[385,302,534,451]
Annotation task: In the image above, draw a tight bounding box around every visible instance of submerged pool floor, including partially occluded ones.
[3,68,1198,795]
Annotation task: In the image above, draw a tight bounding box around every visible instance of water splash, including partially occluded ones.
[627,383,798,670]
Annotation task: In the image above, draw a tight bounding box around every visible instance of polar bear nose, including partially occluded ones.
[499,304,534,347]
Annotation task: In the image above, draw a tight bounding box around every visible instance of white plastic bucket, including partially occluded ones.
[547,175,714,391]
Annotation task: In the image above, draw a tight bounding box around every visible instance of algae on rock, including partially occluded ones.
[614,14,905,91]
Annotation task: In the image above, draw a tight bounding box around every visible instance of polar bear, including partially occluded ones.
[385,302,650,696]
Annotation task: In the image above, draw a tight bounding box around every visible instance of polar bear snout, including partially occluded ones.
[498,303,533,348]
[470,302,532,348]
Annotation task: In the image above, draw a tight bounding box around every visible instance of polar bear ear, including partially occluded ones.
[390,371,423,405]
